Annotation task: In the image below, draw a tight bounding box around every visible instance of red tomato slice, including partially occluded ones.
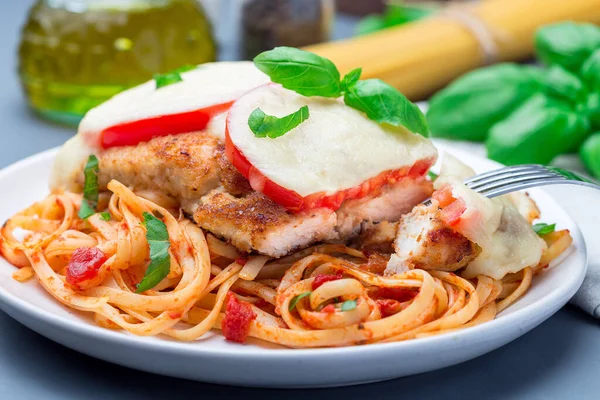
[433,185,467,226]
[100,101,233,149]
[225,129,434,213]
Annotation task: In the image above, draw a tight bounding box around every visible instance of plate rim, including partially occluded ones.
[0,146,588,361]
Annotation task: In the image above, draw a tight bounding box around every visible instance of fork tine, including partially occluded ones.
[467,171,563,192]
[480,178,598,198]
[464,165,548,185]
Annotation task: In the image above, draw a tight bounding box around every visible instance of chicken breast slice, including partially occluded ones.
[384,204,481,276]
[183,190,338,257]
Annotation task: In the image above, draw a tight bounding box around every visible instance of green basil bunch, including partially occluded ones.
[426,22,600,179]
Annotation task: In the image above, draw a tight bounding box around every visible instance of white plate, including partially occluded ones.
[0,143,587,388]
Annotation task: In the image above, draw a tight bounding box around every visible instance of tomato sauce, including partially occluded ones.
[222,292,257,343]
[66,247,108,288]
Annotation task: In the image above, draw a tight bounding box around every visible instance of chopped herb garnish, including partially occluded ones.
[248,106,310,138]
[428,171,438,180]
[289,292,312,311]
[99,212,111,221]
[341,299,357,311]
[154,65,197,89]
[533,223,556,236]
[78,155,99,220]
[136,212,171,293]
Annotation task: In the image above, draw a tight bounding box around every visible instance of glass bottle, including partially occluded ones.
[239,0,335,60]
[18,0,216,126]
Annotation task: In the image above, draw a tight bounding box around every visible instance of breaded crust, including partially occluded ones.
[98,132,221,200]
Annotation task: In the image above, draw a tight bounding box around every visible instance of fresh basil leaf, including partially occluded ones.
[357,4,432,35]
[532,223,556,236]
[136,212,171,293]
[340,68,362,92]
[581,48,600,92]
[536,22,600,72]
[254,47,342,97]
[580,133,600,179]
[577,92,600,129]
[428,171,438,180]
[427,64,545,141]
[154,65,196,89]
[78,155,99,220]
[248,106,310,138]
[289,292,311,311]
[486,94,575,165]
[78,200,95,220]
[99,212,111,221]
[544,65,586,104]
[341,300,357,311]
[344,79,430,136]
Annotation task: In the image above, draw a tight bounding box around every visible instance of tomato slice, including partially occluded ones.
[225,129,434,213]
[100,101,234,149]
[433,185,467,226]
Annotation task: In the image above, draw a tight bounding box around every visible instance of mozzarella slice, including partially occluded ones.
[79,61,270,145]
[227,84,438,197]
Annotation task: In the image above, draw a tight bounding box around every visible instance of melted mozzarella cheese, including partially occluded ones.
[227,84,438,197]
[79,61,270,143]
[463,196,546,279]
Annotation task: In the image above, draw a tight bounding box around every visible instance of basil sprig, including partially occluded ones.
[249,106,310,138]
[154,65,197,89]
[136,212,171,293]
[532,223,556,236]
[581,133,600,179]
[253,47,429,137]
[78,155,100,220]
[99,212,111,221]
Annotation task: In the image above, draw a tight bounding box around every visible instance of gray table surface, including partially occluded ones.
[1,2,600,399]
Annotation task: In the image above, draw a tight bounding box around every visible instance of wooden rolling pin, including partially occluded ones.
[306,0,600,100]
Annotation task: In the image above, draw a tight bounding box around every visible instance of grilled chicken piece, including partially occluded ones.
[183,190,338,257]
[358,221,398,253]
[384,204,481,276]
[335,178,433,237]
[97,133,221,201]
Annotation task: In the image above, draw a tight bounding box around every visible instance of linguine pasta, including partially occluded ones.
[0,180,572,348]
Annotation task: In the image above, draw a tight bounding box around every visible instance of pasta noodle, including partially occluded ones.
[0,181,573,348]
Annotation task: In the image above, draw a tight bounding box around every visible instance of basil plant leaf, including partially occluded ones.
[580,48,600,92]
[580,133,600,179]
[254,47,342,98]
[248,106,310,138]
[427,64,545,141]
[544,65,586,104]
[535,22,600,72]
[344,79,430,137]
[577,92,600,130]
[486,94,581,165]
[154,65,197,89]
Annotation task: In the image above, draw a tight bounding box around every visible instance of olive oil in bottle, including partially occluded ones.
[18,0,216,125]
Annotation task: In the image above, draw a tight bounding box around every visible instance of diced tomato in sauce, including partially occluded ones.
[375,287,418,303]
[225,130,434,213]
[312,271,344,290]
[100,102,233,149]
[376,299,403,317]
[66,247,108,287]
[221,292,257,343]
[321,304,336,314]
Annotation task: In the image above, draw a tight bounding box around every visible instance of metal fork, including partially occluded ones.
[425,165,599,204]
[463,165,599,198]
